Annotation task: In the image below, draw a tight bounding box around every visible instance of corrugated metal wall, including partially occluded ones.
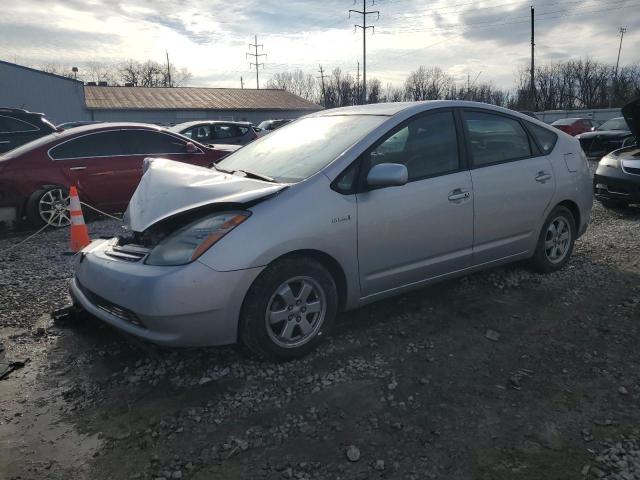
[0,62,90,124]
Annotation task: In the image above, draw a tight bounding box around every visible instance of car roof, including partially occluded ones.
[308,100,548,123]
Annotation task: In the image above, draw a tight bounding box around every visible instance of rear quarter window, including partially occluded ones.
[525,122,558,155]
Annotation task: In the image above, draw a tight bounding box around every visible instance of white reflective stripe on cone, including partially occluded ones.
[70,214,85,226]
[69,196,82,211]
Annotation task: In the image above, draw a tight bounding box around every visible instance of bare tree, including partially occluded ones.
[266,69,318,102]
[404,66,453,101]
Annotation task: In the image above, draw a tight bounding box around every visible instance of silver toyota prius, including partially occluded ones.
[71,101,593,360]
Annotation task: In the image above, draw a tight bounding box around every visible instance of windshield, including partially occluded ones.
[599,117,629,131]
[217,115,387,183]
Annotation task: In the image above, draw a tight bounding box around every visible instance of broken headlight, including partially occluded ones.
[145,211,250,266]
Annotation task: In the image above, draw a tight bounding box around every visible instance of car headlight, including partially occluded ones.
[146,211,250,266]
[599,154,620,169]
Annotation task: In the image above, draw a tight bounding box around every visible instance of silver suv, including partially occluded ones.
[71,101,593,360]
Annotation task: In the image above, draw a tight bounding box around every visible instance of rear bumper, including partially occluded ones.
[593,173,640,203]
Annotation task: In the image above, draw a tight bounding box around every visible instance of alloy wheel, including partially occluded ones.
[265,276,326,349]
[38,188,71,227]
[544,216,571,264]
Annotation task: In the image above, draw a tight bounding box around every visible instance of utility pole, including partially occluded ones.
[614,27,627,79]
[611,27,627,107]
[240,76,244,89]
[165,50,172,87]
[349,1,379,104]
[530,6,535,111]
[356,61,360,105]
[317,64,328,107]
[247,35,266,89]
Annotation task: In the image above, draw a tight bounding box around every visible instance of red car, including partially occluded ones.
[0,123,238,227]
[550,118,596,136]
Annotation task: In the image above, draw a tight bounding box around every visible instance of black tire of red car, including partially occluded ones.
[239,256,338,361]
[529,206,576,274]
[598,198,629,209]
[26,187,71,228]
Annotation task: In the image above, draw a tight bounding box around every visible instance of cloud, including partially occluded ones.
[0,0,639,90]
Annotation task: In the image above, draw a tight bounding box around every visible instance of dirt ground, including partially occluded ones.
[1,172,639,480]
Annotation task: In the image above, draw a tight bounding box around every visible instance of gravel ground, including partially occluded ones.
[1,170,639,480]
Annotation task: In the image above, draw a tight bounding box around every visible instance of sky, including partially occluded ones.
[1,0,639,91]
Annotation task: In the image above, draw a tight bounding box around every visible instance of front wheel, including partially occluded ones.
[26,187,70,228]
[239,256,338,361]
[529,206,576,273]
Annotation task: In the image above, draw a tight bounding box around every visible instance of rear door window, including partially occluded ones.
[211,124,240,140]
[463,111,532,167]
[49,131,125,159]
[119,130,189,155]
[525,122,558,154]
[184,125,211,142]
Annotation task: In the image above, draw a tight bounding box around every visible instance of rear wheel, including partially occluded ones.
[529,206,576,273]
[598,198,628,209]
[27,187,70,228]
[240,256,338,361]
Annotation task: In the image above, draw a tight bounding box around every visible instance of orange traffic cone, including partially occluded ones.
[69,186,91,252]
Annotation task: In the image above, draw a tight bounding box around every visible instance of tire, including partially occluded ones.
[239,256,338,361]
[529,206,576,273]
[598,198,628,209]
[26,187,71,228]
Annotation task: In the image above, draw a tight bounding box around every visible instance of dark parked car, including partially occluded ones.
[171,121,257,145]
[0,108,57,153]
[576,117,634,160]
[550,118,595,136]
[0,123,239,227]
[256,119,293,134]
[593,98,640,209]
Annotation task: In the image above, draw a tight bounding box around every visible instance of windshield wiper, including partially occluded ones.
[213,165,276,182]
[231,169,276,182]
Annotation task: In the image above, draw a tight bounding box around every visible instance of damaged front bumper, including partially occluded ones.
[70,239,263,347]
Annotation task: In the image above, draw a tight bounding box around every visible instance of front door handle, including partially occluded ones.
[535,171,552,183]
[448,189,471,201]
[69,166,87,171]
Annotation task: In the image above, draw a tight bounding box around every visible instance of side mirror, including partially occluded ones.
[367,163,408,188]
[185,142,198,153]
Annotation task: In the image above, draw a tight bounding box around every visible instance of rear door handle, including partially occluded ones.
[69,166,87,171]
[448,189,471,201]
[535,171,552,183]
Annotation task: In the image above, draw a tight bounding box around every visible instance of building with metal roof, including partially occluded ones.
[0,60,321,125]
[84,86,321,124]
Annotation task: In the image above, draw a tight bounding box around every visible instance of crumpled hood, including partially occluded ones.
[125,158,286,232]
[622,96,639,138]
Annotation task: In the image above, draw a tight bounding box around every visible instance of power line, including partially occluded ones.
[349,0,380,104]
[246,35,266,89]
